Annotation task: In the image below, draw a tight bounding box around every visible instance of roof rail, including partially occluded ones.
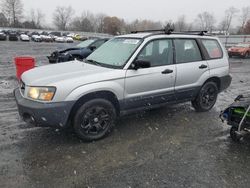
[131,27,174,35]
[131,28,209,36]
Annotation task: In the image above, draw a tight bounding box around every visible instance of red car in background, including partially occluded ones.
[227,42,250,58]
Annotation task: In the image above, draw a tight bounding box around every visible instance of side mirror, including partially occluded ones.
[89,46,97,51]
[131,60,151,70]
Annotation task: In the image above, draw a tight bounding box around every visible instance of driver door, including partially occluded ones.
[124,39,176,110]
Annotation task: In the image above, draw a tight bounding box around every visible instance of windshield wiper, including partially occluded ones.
[86,59,103,66]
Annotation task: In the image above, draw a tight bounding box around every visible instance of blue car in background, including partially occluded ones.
[47,38,109,63]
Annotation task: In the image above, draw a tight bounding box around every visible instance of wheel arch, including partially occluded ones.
[204,77,221,91]
[67,90,120,126]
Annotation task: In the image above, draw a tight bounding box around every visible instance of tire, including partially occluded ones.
[244,52,249,58]
[192,82,218,112]
[73,99,116,141]
[230,126,241,142]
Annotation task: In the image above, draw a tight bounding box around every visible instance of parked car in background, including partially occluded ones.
[8,32,18,41]
[40,35,53,42]
[55,36,74,43]
[49,31,61,41]
[228,42,250,58]
[73,34,87,41]
[40,31,49,36]
[20,34,30,41]
[47,38,109,63]
[0,31,7,40]
[28,31,40,37]
[31,35,42,42]
[65,37,74,43]
[54,36,65,43]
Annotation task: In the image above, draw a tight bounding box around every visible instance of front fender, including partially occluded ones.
[64,80,125,102]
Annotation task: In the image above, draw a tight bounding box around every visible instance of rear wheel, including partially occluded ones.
[192,82,218,112]
[244,52,249,58]
[73,99,116,141]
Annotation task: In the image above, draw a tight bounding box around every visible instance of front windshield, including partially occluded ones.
[77,39,96,48]
[235,43,249,48]
[86,38,142,68]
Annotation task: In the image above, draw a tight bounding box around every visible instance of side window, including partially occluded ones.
[92,40,106,48]
[201,39,223,59]
[137,39,173,67]
[174,39,202,63]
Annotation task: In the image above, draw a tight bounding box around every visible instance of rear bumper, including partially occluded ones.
[219,75,232,92]
[14,88,75,128]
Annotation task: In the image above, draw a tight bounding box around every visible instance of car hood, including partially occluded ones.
[58,47,83,53]
[21,60,123,87]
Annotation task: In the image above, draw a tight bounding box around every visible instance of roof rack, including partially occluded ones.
[131,27,174,34]
[131,28,209,36]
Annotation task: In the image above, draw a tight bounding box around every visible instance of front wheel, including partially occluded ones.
[192,82,218,112]
[73,99,116,141]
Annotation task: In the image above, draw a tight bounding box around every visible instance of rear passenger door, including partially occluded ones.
[174,38,209,100]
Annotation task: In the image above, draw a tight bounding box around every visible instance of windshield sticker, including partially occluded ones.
[123,39,140,44]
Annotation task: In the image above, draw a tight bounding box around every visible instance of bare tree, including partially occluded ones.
[196,12,216,32]
[218,19,227,33]
[239,6,250,33]
[0,12,8,27]
[222,7,239,33]
[53,6,74,31]
[127,19,163,32]
[175,15,187,31]
[29,9,45,29]
[1,0,23,27]
[94,13,107,33]
[70,11,97,32]
[103,16,124,35]
[244,19,250,34]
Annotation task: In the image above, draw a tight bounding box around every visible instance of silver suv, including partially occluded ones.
[14,30,232,141]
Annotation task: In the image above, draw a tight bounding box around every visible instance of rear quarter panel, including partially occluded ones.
[207,39,230,78]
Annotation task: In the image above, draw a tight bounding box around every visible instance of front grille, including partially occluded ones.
[20,80,25,95]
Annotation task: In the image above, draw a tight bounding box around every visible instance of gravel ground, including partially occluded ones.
[0,41,250,188]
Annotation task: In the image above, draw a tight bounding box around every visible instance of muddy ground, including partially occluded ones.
[0,41,250,188]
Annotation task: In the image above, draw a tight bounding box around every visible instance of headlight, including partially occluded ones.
[27,86,56,101]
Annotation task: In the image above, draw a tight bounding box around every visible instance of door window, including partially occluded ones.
[201,39,223,59]
[137,39,173,67]
[174,39,202,63]
[91,40,106,48]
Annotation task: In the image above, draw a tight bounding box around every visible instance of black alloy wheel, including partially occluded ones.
[73,99,116,141]
[192,82,218,112]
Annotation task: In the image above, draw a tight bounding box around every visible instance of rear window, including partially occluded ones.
[201,39,223,59]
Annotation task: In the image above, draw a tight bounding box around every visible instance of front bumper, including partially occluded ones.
[14,88,75,128]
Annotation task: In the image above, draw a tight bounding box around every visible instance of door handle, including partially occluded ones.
[199,64,208,69]
[162,69,173,74]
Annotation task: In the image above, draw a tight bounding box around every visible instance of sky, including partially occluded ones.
[22,0,250,26]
